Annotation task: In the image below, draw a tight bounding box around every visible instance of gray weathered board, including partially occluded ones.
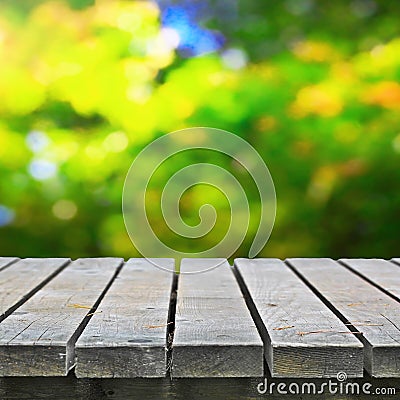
[0,258,123,376]
[340,258,400,300]
[234,258,363,378]
[75,258,174,378]
[0,258,70,321]
[0,258,18,272]
[286,258,400,377]
[173,258,263,378]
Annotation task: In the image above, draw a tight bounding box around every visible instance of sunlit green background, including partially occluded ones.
[0,0,399,259]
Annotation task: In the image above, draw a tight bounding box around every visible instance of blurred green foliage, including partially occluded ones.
[0,0,399,259]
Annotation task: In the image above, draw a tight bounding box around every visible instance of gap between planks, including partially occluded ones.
[66,259,125,373]
[286,258,400,378]
[0,258,124,376]
[74,259,176,378]
[166,272,179,378]
[0,257,20,273]
[234,259,363,378]
[0,258,71,324]
[284,259,364,339]
[338,259,400,304]
[171,258,264,378]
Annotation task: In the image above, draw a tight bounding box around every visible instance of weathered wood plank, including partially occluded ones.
[0,258,123,376]
[173,258,263,378]
[0,258,70,321]
[234,258,363,378]
[0,258,18,272]
[340,258,400,300]
[287,258,400,378]
[75,258,174,378]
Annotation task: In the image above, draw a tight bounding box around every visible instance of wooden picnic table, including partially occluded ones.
[0,257,399,399]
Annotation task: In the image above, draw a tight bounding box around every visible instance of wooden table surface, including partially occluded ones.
[0,257,399,399]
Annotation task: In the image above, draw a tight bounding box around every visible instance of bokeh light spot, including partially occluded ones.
[160,4,224,56]
[222,48,248,70]
[52,200,78,220]
[28,159,58,180]
[0,205,15,227]
[161,27,181,49]
[103,131,129,153]
[393,134,400,153]
[26,130,50,153]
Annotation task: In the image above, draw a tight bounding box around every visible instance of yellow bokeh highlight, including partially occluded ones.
[103,131,129,152]
[0,127,30,168]
[307,165,337,204]
[308,159,366,204]
[255,116,278,132]
[290,84,343,117]
[354,39,400,77]
[0,68,45,115]
[292,40,338,63]
[85,143,106,161]
[362,81,400,110]
[94,0,159,32]
[331,62,356,84]
[52,199,78,220]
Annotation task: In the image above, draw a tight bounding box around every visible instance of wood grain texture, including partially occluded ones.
[340,258,400,300]
[287,258,400,378]
[0,258,18,272]
[0,258,70,321]
[0,258,123,376]
[234,258,363,378]
[173,258,263,378]
[75,258,174,379]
